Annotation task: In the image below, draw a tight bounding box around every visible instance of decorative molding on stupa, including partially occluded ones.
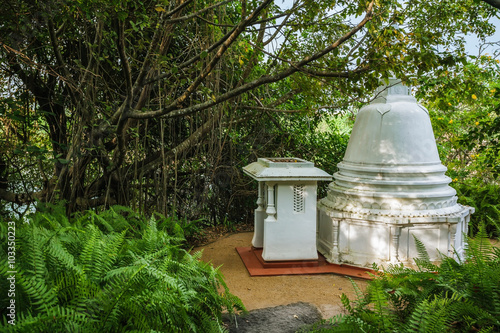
[319,78,465,219]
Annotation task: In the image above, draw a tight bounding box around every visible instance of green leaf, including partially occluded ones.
[117,11,128,21]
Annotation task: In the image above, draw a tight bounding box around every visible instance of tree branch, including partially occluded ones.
[242,105,335,113]
[234,6,269,88]
[47,19,72,82]
[250,93,284,132]
[127,1,375,121]
[79,20,103,90]
[163,0,234,24]
[128,0,274,119]
[133,109,223,176]
[0,188,42,205]
[117,20,132,97]
[297,65,370,78]
[481,0,500,9]
[262,8,294,47]
[270,89,302,107]
[195,15,236,28]
[132,12,170,95]
[143,25,239,86]
[164,0,194,17]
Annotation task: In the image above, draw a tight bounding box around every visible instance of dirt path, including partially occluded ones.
[195,232,368,319]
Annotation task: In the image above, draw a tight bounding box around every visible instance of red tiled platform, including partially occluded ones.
[236,247,376,279]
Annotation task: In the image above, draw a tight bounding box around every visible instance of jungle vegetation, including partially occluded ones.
[1,0,498,227]
[1,0,500,331]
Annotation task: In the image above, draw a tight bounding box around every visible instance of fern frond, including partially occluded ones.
[413,234,430,262]
[98,263,148,330]
[405,297,436,332]
[92,211,116,233]
[19,224,47,281]
[53,271,81,305]
[16,270,58,313]
[467,223,494,266]
[2,305,92,332]
[46,236,81,276]
[347,277,367,310]
[1,208,243,332]
[486,214,500,237]
[412,235,439,272]
[79,224,104,282]
[99,230,126,275]
[368,282,394,331]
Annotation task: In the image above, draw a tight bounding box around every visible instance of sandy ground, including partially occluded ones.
[195,232,368,319]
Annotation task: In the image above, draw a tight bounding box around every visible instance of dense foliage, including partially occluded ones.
[1,0,498,226]
[1,1,500,332]
[0,206,244,332]
[417,56,500,236]
[302,227,500,332]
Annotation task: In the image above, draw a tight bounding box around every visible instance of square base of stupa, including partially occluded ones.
[317,205,473,268]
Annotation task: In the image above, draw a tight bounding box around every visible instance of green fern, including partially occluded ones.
[466,223,494,266]
[367,282,394,332]
[347,277,368,312]
[412,234,439,272]
[1,208,244,332]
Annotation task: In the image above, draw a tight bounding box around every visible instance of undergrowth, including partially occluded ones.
[0,206,244,332]
[455,183,500,237]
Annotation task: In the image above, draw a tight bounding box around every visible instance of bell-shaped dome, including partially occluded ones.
[321,79,462,217]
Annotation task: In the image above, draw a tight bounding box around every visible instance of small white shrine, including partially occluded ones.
[317,78,474,267]
[243,158,332,261]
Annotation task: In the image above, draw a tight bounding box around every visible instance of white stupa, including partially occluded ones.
[317,78,474,267]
